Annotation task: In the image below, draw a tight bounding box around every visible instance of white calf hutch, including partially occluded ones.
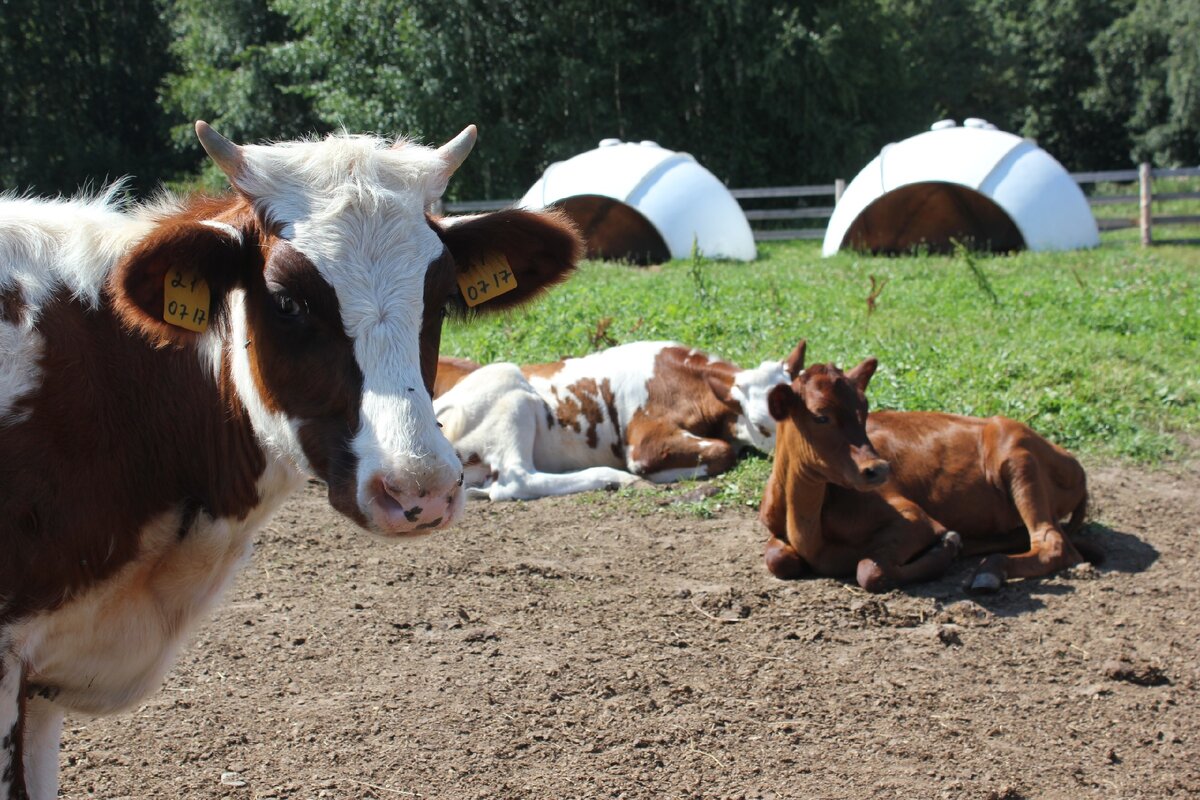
[823,119,1100,256]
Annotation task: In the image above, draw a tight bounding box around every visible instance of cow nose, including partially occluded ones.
[368,470,464,535]
[860,460,891,486]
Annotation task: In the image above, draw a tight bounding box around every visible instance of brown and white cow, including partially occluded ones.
[432,341,803,500]
[0,122,581,799]
[759,342,1096,594]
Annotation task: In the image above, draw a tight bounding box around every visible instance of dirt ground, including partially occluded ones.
[58,462,1199,799]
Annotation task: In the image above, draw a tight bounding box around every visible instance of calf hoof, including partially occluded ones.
[968,555,1006,593]
[856,559,891,593]
[968,571,1003,593]
[765,539,806,580]
[942,531,963,556]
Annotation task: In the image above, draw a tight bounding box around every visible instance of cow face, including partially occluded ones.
[112,123,581,538]
[767,353,891,490]
[708,339,805,454]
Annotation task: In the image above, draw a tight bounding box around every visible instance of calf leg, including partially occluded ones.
[764,535,809,579]
[487,466,642,500]
[856,495,960,592]
[1,649,27,800]
[628,432,736,483]
[21,697,62,800]
[970,452,1084,591]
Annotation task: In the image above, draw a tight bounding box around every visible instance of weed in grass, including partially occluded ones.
[953,239,1000,306]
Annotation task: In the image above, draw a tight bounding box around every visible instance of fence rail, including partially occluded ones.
[443,163,1199,247]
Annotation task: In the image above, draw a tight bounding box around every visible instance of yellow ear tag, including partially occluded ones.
[457,253,518,308]
[163,267,211,333]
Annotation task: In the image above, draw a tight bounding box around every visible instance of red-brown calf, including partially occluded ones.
[759,342,1093,593]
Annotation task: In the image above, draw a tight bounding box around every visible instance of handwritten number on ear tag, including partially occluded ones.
[163,268,210,332]
[457,253,517,308]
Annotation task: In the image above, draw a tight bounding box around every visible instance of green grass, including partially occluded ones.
[441,236,1200,510]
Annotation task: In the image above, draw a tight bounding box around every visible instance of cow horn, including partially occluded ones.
[435,124,478,177]
[195,121,245,182]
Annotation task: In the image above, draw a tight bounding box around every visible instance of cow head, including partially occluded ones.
[111,122,581,538]
[766,342,891,490]
[707,339,806,454]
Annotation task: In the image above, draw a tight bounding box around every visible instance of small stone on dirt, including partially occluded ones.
[936,624,962,646]
[219,771,246,787]
[1103,659,1170,686]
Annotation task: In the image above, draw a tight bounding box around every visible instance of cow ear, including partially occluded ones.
[706,372,738,410]
[437,209,582,315]
[846,357,878,392]
[783,339,806,378]
[767,384,794,422]
[110,220,254,347]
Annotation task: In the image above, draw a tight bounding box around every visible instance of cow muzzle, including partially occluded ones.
[364,466,465,537]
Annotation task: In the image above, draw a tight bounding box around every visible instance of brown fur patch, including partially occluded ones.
[0,285,26,325]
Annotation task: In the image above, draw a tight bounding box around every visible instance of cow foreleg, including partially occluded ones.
[487,466,643,501]
[970,451,1084,592]
[0,648,28,800]
[856,495,960,593]
[20,697,62,800]
[629,433,736,483]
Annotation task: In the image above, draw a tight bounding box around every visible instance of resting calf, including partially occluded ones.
[759,342,1092,592]
[434,340,804,500]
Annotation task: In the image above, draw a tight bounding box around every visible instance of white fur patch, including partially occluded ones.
[22,697,64,800]
[527,341,672,473]
[12,463,299,717]
[0,319,43,425]
[0,188,156,316]
[729,359,791,453]
[0,642,19,790]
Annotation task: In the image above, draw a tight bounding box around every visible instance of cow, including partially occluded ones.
[759,341,1096,593]
[0,122,582,799]
[432,340,805,500]
[433,355,481,398]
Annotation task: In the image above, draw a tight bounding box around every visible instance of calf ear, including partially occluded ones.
[846,357,878,392]
[783,339,806,378]
[705,372,739,410]
[437,209,582,315]
[110,220,255,347]
[767,384,794,422]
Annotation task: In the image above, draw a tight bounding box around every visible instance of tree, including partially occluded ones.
[1087,0,1200,166]
[0,0,181,195]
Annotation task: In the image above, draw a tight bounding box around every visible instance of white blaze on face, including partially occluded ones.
[228,134,465,533]
[730,359,791,453]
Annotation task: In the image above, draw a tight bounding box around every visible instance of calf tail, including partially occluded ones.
[1065,489,1088,536]
[1064,487,1105,565]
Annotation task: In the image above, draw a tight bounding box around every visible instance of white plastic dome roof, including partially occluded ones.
[518,139,756,263]
[823,120,1100,256]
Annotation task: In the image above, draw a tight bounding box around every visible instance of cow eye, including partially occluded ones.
[813,414,830,425]
[272,290,304,318]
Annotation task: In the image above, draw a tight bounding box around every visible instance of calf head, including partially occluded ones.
[111,122,581,537]
[707,339,807,453]
[766,341,891,489]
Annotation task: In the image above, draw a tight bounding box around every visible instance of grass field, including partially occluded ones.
[441,235,1200,509]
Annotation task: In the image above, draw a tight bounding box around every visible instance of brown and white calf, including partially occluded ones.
[433,341,804,500]
[0,122,581,799]
[759,342,1094,593]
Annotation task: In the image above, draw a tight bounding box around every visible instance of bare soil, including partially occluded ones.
[59,463,1200,799]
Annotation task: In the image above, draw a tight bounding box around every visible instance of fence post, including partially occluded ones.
[834,178,846,205]
[1138,162,1152,246]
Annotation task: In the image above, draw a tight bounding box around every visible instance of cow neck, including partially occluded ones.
[775,422,828,544]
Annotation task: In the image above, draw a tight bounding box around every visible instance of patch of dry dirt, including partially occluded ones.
[59,464,1200,798]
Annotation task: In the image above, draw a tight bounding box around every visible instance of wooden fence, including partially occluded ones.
[443,164,1200,246]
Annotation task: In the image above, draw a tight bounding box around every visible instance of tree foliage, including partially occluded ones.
[0,0,181,194]
[1,0,1196,197]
